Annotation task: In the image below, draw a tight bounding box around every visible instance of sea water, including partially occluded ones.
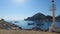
[7,20,60,30]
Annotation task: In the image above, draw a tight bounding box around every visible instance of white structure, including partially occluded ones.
[49,0,56,32]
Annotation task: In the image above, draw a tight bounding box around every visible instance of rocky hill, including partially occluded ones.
[24,13,46,21]
[0,19,21,30]
[24,13,53,22]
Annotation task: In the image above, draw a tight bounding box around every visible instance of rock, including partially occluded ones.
[0,19,21,30]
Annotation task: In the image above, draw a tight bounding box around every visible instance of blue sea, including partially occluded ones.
[7,20,60,30]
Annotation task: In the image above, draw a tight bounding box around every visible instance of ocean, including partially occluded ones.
[7,20,60,30]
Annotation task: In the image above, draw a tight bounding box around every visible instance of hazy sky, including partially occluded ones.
[0,0,60,20]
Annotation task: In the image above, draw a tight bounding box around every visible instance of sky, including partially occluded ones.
[0,0,60,20]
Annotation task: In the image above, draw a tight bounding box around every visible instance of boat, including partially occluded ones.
[28,23,35,25]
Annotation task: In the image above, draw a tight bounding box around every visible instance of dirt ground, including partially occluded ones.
[0,29,58,34]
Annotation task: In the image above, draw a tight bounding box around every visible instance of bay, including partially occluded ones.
[8,20,60,30]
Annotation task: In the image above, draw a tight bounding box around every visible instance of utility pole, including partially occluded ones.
[49,0,56,32]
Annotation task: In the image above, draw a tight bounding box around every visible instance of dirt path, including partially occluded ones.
[0,29,58,34]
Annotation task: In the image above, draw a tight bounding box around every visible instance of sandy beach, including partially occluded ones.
[0,29,58,34]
